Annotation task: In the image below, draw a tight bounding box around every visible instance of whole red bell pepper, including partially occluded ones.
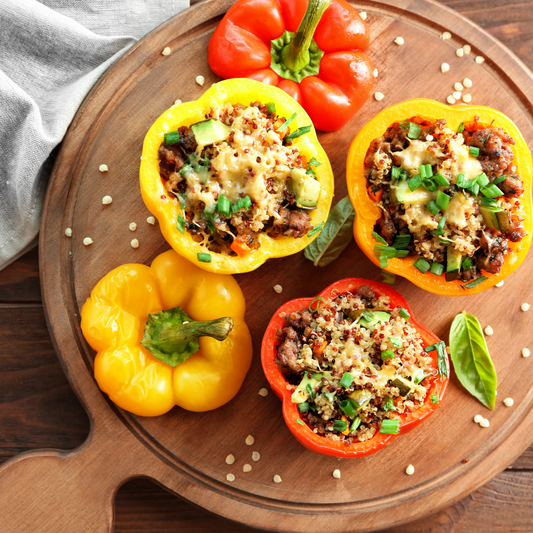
[261,278,449,458]
[208,0,374,132]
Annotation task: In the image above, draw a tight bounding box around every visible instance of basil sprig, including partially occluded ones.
[449,311,497,410]
[304,196,355,267]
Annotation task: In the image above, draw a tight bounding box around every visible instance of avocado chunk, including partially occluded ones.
[290,168,321,208]
[479,205,510,231]
[291,372,325,404]
[446,245,462,272]
[347,389,373,409]
[391,180,432,206]
[359,310,391,329]
[191,119,231,146]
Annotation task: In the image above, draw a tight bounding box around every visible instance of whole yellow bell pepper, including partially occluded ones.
[140,78,334,275]
[80,250,253,416]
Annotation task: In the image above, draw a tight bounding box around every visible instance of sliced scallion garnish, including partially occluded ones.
[433,173,450,187]
[217,194,231,217]
[382,397,396,411]
[276,112,297,132]
[176,213,186,234]
[339,372,354,388]
[408,174,422,191]
[431,394,439,404]
[308,296,325,313]
[390,337,403,348]
[457,123,465,133]
[457,173,468,188]
[381,350,395,360]
[469,146,480,157]
[339,399,357,418]
[493,175,506,185]
[285,125,312,142]
[426,200,440,216]
[231,195,252,213]
[393,234,411,250]
[430,262,444,276]
[381,269,396,285]
[197,252,212,263]
[295,419,306,426]
[306,383,315,400]
[372,231,388,245]
[414,258,431,273]
[349,416,362,434]
[422,178,437,192]
[462,257,472,270]
[407,122,421,139]
[476,173,490,188]
[436,191,450,210]
[481,185,504,198]
[333,420,348,432]
[164,130,180,145]
[379,419,400,435]
[307,221,325,238]
[266,102,276,114]
[399,308,410,320]
[463,276,488,289]
[298,402,310,413]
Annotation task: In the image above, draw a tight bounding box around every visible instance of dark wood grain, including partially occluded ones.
[1,0,533,531]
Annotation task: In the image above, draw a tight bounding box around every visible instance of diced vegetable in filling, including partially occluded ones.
[275,286,436,443]
[365,117,527,282]
[158,102,322,256]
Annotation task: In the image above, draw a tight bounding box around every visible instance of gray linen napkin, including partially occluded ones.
[0,0,190,270]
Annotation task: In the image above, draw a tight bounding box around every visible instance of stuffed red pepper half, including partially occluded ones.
[261,279,449,457]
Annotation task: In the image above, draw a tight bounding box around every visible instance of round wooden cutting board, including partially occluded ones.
[2,1,533,532]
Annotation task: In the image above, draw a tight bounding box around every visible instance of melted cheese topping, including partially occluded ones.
[394,140,440,175]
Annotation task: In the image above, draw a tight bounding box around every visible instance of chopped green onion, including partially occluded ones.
[339,372,354,388]
[463,276,488,289]
[422,178,437,192]
[407,122,421,139]
[430,262,444,276]
[399,308,410,320]
[423,164,434,178]
[433,173,450,187]
[232,195,252,213]
[295,418,306,426]
[307,221,325,237]
[414,258,431,273]
[436,191,450,211]
[381,350,395,360]
[436,216,447,232]
[457,173,468,188]
[374,244,396,259]
[436,342,448,380]
[469,146,480,157]
[424,343,437,352]
[349,416,362,434]
[285,125,312,142]
[493,175,506,185]
[381,270,396,285]
[481,185,504,198]
[203,209,216,234]
[178,192,186,209]
[391,166,408,180]
[164,130,180,145]
[462,257,472,270]
[393,234,411,250]
[408,174,422,191]
[176,213,185,234]
[419,165,429,179]
[217,194,231,217]
[431,394,439,404]
[276,112,297,132]
[399,121,410,129]
[390,337,403,348]
[197,252,212,263]
[457,123,465,133]
[476,173,490,188]
[468,181,480,196]
[298,402,310,413]
[308,296,325,313]
[379,419,400,435]
[333,420,348,432]
[372,231,388,245]
[266,102,276,114]
[395,250,409,258]
[306,383,315,400]
[480,197,498,207]
[179,164,193,177]
[339,399,357,418]
[438,236,454,245]
[379,255,389,268]
[382,397,396,411]
[324,391,335,403]
[426,200,440,216]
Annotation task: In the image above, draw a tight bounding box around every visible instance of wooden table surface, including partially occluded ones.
[2,0,533,531]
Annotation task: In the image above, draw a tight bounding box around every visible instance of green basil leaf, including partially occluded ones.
[303,196,355,267]
[449,311,497,410]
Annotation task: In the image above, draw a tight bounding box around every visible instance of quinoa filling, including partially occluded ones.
[365,117,527,282]
[158,102,321,256]
[275,285,436,444]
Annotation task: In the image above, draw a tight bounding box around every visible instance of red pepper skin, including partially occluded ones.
[261,279,449,458]
[208,0,373,132]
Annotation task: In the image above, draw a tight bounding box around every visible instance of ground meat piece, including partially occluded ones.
[272,207,312,238]
[158,145,185,179]
[178,126,197,153]
[379,209,397,244]
[383,123,410,151]
[478,251,504,274]
[276,327,302,373]
[498,174,525,198]
[506,220,526,242]
[287,309,312,330]
[467,128,515,179]
[234,225,260,250]
[356,285,375,300]
[305,411,326,435]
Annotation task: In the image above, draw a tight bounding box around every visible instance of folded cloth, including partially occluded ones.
[0,0,190,270]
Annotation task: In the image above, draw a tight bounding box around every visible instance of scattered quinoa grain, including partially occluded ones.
[456,48,464,58]
[225,454,235,465]
[463,78,473,88]
[454,82,464,91]
[503,398,514,407]
[243,464,252,473]
[102,195,113,205]
[83,237,93,246]
[273,475,282,483]
[474,414,484,424]
[373,68,378,78]
[252,451,261,462]
[521,303,530,312]
[462,94,472,103]
[453,91,462,99]
[463,44,472,54]
[484,325,494,336]
[374,92,385,101]
[441,62,450,73]
[129,222,137,232]
[245,435,255,446]
[196,75,205,86]
[258,388,269,397]
[523,348,531,358]
[273,284,283,294]
[162,47,171,56]
[475,55,485,64]
[394,37,404,45]
[226,473,235,482]
[480,418,490,428]
[360,11,367,20]
[130,239,139,249]
[147,216,156,225]
[99,164,108,172]
[447,95,456,105]
[495,280,504,287]
[405,464,415,475]
[442,31,452,40]
[64,228,72,237]
[332,469,341,479]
